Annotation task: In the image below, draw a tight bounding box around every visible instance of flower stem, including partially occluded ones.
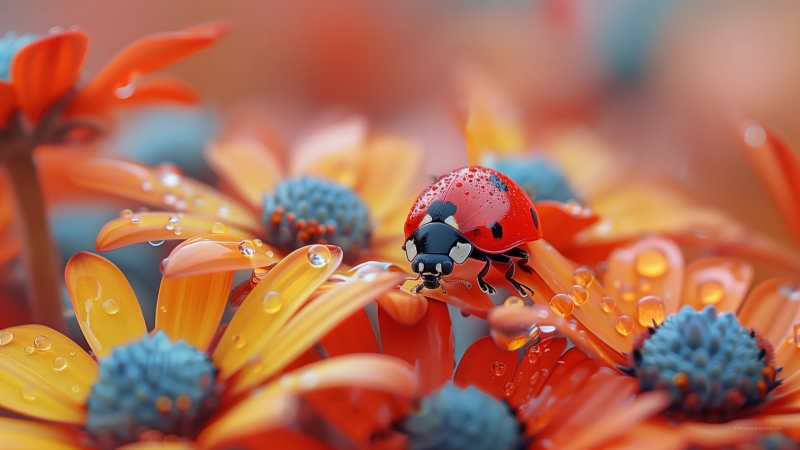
[6,151,65,333]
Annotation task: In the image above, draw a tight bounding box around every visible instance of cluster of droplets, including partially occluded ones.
[136,163,231,218]
[0,330,82,400]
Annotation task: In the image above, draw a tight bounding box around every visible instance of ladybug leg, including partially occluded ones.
[503,247,533,274]
[471,252,497,295]
[488,254,535,298]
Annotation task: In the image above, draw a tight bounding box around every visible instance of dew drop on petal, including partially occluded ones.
[159,306,167,313]
[54,356,67,371]
[615,316,634,336]
[71,386,80,393]
[549,294,574,317]
[600,296,616,313]
[160,171,181,188]
[22,386,36,401]
[744,125,766,147]
[141,181,153,192]
[635,250,668,278]
[698,281,724,304]
[569,285,588,306]
[69,350,75,356]
[780,284,800,301]
[34,336,51,351]
[238,240,256,256]
[163,194,177,206]
[0,330,12,346]
[102,299,119,315]
[307,245,330,267]
[119,209,133,219]
[211,222,227,234]
[24,346,34,355]
[149,240,165,247]
[131,215,141,224]
[218,205,230,217]
[165,223,175,231]
[492,362,507,377]
[254,239,263,247]
[503,296,525,308]
[637,296,665,327]
[572,267,594,288]
[503,381,515,397]
[491,325,540,351]
[174,227,182,236]
[232,335,247,349]
[262,291,283,314]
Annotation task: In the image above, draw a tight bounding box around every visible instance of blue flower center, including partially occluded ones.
[0,32,38,81]
[85,331,218,448]
[403,383,522,450]
[484,156,577,203]
[626,305,778,421]
[262,176,371,256]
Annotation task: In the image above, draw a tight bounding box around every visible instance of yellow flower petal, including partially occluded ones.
[96,212,254,251]
[161,234,280,277]
[680,258,753,314]
[213,245,344,379]
[206,139,283,210]
[289,117,367,187]
[232,271,406,392]
[71,158,261,231]
[155,271,234,351]
[355,135,422,223]
[0,325,97,424]
[65,252,147,358]
[199,354,414,450]
[0,417,84,450]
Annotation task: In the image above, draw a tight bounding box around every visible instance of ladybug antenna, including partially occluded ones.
[441,277,472,289]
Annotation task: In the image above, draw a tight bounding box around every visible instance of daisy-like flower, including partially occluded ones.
[0,22,228,332]
[70,116,423,270]
[0,244,415,449]
[492,234,800,447]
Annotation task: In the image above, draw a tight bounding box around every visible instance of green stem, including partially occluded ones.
[6,151,66,333]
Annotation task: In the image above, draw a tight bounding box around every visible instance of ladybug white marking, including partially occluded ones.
[405,239,417,262]
[448,241,472,264]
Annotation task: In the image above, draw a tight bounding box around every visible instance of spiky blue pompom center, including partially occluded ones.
[85,331,218,447]
[262,176,371,255]
[632,305,775,419]
[485,156,576,203]
[0,32,38,81]
[403,383,521,450]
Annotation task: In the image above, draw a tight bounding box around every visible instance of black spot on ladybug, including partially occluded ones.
[427,200,458,222]
[489,174,508,192]
[530,208,539,229]
[491,221,503,239]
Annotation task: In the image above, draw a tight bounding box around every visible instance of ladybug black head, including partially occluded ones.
[403,222,474,292]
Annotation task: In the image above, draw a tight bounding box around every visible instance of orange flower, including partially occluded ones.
[492,235,800,446]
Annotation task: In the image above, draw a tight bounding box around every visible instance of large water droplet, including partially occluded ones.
[600,296,616,313]
[102,299,119,315]
[502,381,515,397]
[635,250,668,278]
[54,356,68,371]
[34,336,51,351]
[549,294,574,317]
[569,285,588,306]
[491,325,540,351]
[211,222,227,234]
[0,330,12,346]
[615,316,634,336]
[307,245,330,267]
[232,334,247,349]
[698,281,724,304]
[572,267,594,288]
[238,240,256,256]
[262,291,283,313]
[22,386,36,401]
[637,296,665,327]
[492,362,507,377]
[149,240,165,247]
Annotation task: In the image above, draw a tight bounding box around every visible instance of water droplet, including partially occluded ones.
[637,296,665,327]
[149,240,165,247]
[262,291,283,313]
[69,351,75,356]
[698,281,724,304]
[0,330,12,346]
[211,222,227,234]
[503,296,525,308]
[115,84,134,99]
[635,249,668,278]
[615,316,634,336]
[307,245,330,267]
[232,334,247,349]
[254,239,263,247]
[119,209,133,219]
[163,194,177,205]
[159,306,167,313]
[34,336,51,351]
[492,362,507,377]
[141,181,153,192]
[102,299,119,315]
[169,216,179,224]
[620,284,636,302]
[54,356,68,371]
[502,381,515,397]
[572,267,594,288]
[491,325,540,351]
[24,346,34,355]
[745,125,766,147]
[569,285,588,306]
[266,251,274,258]
[779,284,800,301]
[22,386,36,401]
[166,223,175,231]
[600,296,616,313]
[131,215,141,223]
[160,172,181,188]
[174,227,182,236]
[238,240,256,256]
[549,294,574,317]
[218,205,231,217]
[71,386,80,393]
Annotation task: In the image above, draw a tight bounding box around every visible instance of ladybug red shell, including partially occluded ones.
[402,166,542,296]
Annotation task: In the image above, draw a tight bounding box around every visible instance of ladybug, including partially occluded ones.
[403,166,542,296]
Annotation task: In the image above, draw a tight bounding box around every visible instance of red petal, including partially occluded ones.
[320,308,381,357]
[378,299,454,396]
[218,428,333,450]
[0,81,16,127]
[11,30,88,124]
[534,201,600,250]
[507,338,568,408]
[114,76,200,108]
[453,336,518,400]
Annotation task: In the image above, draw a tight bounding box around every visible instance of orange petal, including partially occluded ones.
[0,417,84,450]
[0,325,97,424]
[290,117,367,186]
[155,271,234,351]
[67,22,229,118]
[320,308,381,357]
[71,158,261,231]
[379,299,454,396]
[374,289,429,326]
[118,443,196,450]
[604,420,685,450]
[739,278,800,348]
[231,272,406,392]
[355,135,422,223]
[12,30,88,124]
[212,245,343,379]
[206,139,283,210]
[162,234,280,277]
[453,336,519,400]
[678,419,766,448]
[114,76,200,108]
[534,201,600,250]
[507,338,568,408]
[65,252,146,357]
[0,81,16,127]
[202,429,332,450]
[681,258,753,314]
[96,212,255,251]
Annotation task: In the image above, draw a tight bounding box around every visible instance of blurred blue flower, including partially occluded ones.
[484,154,577,203]
[0,31,38,81]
